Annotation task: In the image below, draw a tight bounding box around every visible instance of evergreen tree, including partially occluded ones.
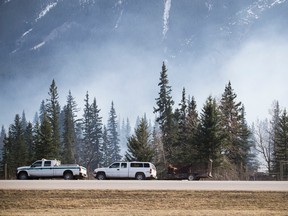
[36,112,54,159]
[197,96,222,166]
[11,114,28,166]
[101,126,113,166]
[274,109,288,176]
[46,79,61,158]
[90,97,103,168]
[125,117,154,162]
[219,81,253,178]
[25,122,35,163]
[107,101,121,162]
[2,130,13,178]
[153,62,175,163]
[270,101,281,173]
[62,91,78,163]
[185,96,199,163]
[0,126,5,161]
[174,88,188,163]
[39,100,46,123]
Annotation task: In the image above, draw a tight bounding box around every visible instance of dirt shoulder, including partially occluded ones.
[1,190,288,215]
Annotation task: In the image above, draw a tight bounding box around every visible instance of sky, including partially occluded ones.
[1,1,288,131]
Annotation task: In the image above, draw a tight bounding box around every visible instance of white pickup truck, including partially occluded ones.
[16,159,87,180]
[93,161,157,180]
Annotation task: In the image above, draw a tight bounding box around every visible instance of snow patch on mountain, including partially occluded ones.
[163,0,172,38]
[36,2,57,22]
[231,0,287,26]
[31,42,45,51]
[21,28,33,38]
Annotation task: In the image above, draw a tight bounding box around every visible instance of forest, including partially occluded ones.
[0,62,287,180]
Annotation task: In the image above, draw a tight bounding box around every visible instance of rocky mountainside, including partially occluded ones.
[1,0,287,78]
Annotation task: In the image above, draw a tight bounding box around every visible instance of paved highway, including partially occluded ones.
[0,180,287,191]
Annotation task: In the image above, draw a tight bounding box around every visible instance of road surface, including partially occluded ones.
[0,180,287,191]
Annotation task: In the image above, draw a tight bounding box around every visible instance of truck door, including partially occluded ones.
[106,162,120,178]
[41,160,54,177]
[118,162,129,178]
[29,160,43,177]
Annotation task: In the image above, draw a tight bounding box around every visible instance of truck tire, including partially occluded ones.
[63,171,74,180]
[97,172,106,180]
[135,172,145,180]
[18,171,28,180]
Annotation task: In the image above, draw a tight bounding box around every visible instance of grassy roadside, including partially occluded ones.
[0,190,288,215]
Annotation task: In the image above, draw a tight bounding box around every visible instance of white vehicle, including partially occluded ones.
[16,159,87,180]
[93,162,157,180]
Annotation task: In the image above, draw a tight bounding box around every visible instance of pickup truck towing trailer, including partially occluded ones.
[17,159,87,180]
[93,161,157,180]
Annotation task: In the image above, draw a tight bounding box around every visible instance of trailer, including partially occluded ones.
[167,159,213,181]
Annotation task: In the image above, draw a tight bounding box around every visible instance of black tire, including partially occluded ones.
[97,173,106,180]
[135,173,145,180]
[18,172,28,180]
[188,174,194,181]
[63,171,74,180]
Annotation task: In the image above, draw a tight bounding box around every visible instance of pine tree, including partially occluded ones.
[197,96,222,166]
[36,112,54,159]
[11,114,28,166]
[274,109,288,176]
[62,91,78,163]
[219,81,253,178]
[0,126,5,162]
[39,100,46,123]
[270,101,281,173]
[25,122,35,163]
[107,101,121,162]
[125,117,154,161]
[185,96,199,163]
[101,126,112,166]
[46,79,61,158]
[90,97,103,168]
[2,130,13,178]
[153,62,175,163]
[174,88,188,163]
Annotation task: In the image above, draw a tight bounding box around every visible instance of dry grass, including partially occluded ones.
[0,190,288,215]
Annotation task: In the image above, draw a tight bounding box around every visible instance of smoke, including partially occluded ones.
[163,0,172,38]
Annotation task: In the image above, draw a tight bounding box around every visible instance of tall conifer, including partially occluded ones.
[46,79,61,158]
[154,62,175,163]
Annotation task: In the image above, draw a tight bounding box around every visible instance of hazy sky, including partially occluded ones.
[1,0,288,130]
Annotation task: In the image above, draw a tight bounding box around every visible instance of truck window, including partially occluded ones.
[44,161,51,167]
[31,161,42,167]
[131,163,143,168]
[109,163,120,168]
[121,163,127,168]
[144,163,149,168]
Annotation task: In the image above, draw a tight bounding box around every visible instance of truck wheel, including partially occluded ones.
[18,172,28,180]
[188,174,194,181]
[97,173,106,180]
[135,173,145,180]
[64,171,74,180]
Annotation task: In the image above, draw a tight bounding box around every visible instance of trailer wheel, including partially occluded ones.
[188,174,195,181]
